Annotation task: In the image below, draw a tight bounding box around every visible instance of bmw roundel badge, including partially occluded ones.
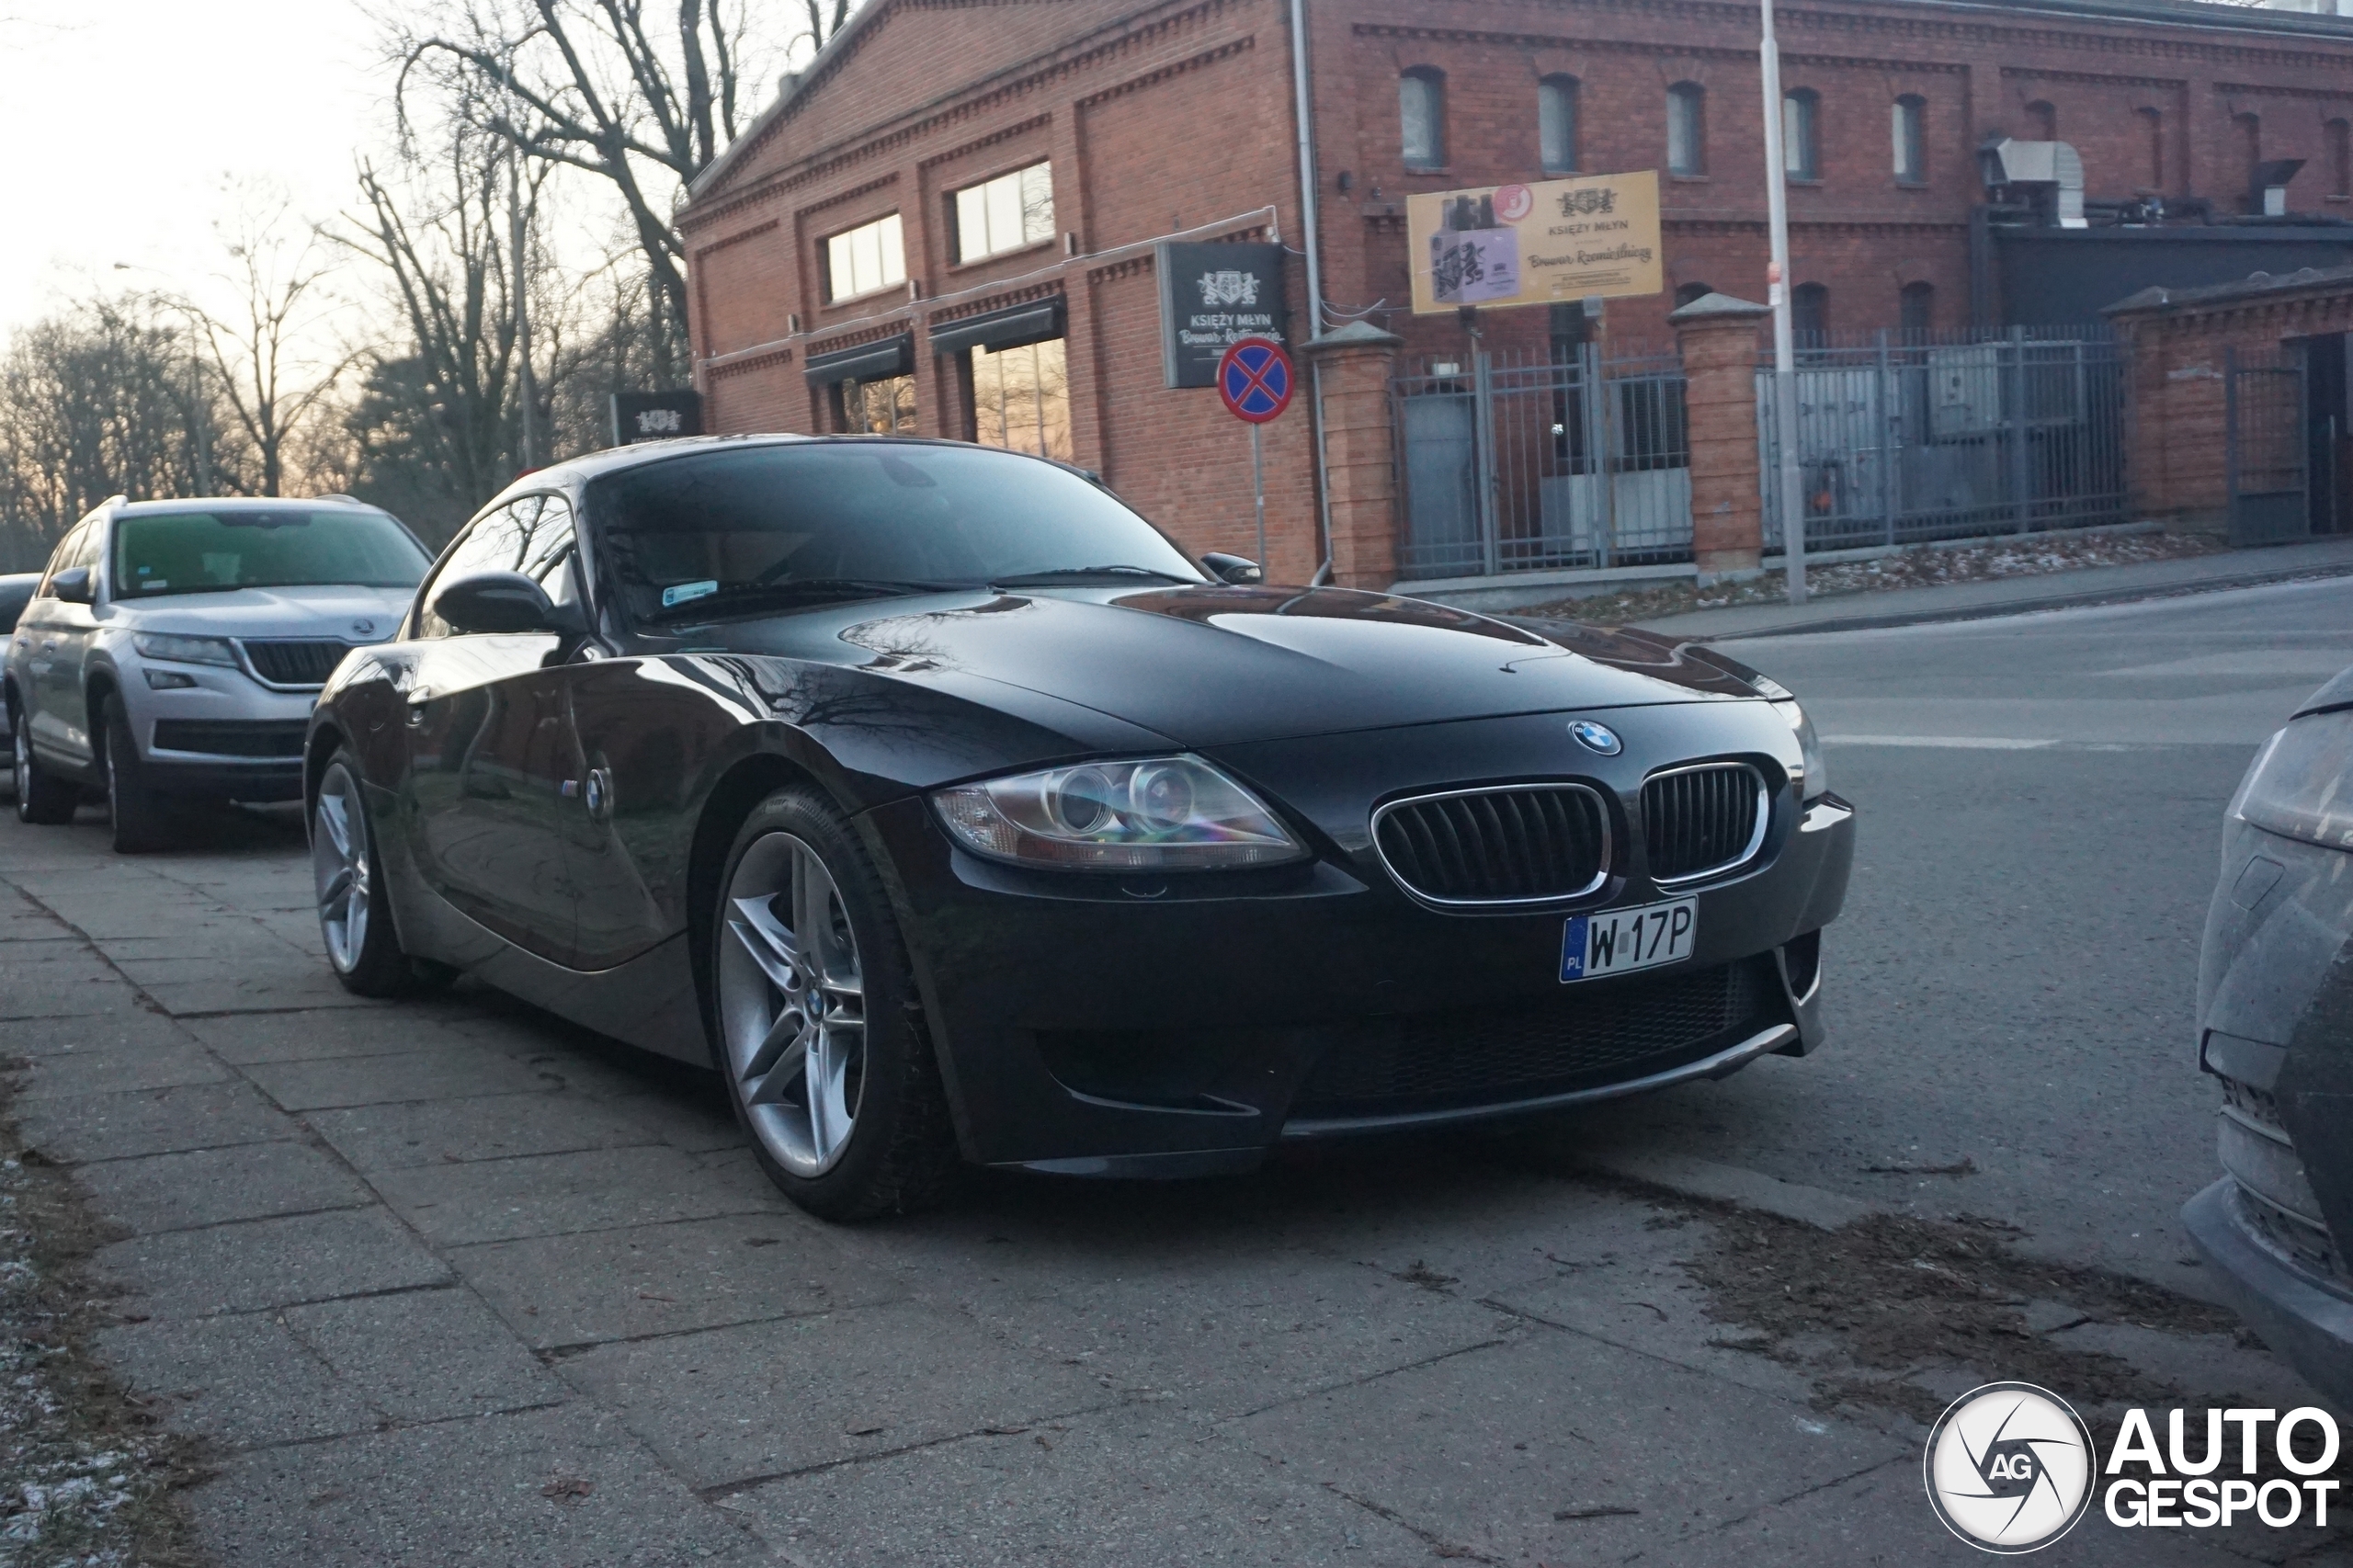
[1568,720,1622,756]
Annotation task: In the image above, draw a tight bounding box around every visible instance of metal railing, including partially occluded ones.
[1756,326,2126,554]
[1393,345,1691,580]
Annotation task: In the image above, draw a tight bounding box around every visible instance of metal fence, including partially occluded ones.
[2225,344,2309,547]
[1756,326,2127,554]
[1393,346,1690,580]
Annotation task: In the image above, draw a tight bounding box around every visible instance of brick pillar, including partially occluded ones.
[1302,321,1404,588]
[1669,293,1772,581]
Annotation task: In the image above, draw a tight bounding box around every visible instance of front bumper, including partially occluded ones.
[115,653,316,801]
[866,702,1855,1171]
[2185,1177,2353,1410]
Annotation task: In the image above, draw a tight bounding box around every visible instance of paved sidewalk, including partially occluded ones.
[1549,534,2353,642]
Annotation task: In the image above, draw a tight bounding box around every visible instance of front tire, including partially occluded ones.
[103,695,173,853]
[312,752,420,997]
[11,699,77,825]
[711,787,958,1221]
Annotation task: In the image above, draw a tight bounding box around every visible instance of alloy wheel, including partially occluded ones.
[718,831,867,1176]
[312,764,371,972]
[11,722,27,801]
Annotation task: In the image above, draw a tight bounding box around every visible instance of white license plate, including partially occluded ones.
[1561,897,1698,983]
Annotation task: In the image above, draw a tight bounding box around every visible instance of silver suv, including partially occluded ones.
[6,495,431,851]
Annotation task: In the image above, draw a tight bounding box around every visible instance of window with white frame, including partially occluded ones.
[1783,89,1820,179]
[1401,70,1446,170]
[953,162,1054,264]
[1667,83,1706,176]
[1539,75,1579,176]
[824,213,905,302]
[1893,97,1927,184]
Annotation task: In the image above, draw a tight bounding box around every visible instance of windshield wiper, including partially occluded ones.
[988,565,1195,588]
[646,577,946,621]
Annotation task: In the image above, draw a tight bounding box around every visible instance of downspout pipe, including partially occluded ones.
[1290,0,1336,586]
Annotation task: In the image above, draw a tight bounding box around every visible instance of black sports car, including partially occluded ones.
[304,436,1854,1219]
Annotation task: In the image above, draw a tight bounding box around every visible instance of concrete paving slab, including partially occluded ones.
[183,1005,487,1065]
[242,1043,559,1110]
[98,1312,380,1449]
[0,1004,195,1059]
[306,1090,671,1173]
[12,1035,231,1099]
[449,1212,903,1350]
[0,954,141,1019]
[598,1089,743,1154]
[287,1287,566,1424]
[73,1139,371,1234]
[1483,1261,1826,1408]
[12,1079,297,1163]
[552,1296,1111,1488]
[123,958,379,1017]
[727,1406,1449,1567]
[1233,1327,1907,1566]
[371,1143,787,1247]
[188,1404,768,1567]
[96,1207,452,1318]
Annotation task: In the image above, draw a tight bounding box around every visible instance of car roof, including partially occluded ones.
[109,495,392,517]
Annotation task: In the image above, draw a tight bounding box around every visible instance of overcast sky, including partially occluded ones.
[0,3,389,337]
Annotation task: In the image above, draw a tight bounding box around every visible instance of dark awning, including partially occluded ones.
[927,296,1066,358]
[803,332,915,387]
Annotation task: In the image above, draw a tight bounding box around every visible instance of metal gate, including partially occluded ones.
[1394,347,1691,580]
[2226,344,2310,547]
[1757,327,2127,554]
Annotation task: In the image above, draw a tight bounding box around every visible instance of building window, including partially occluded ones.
[2235,112,2264,199]
[2138,108,2165,190]
[968,339,1072,461]
[1893,97,1926,184]
[2024,100,2056,142]
[1401,70,1446,170]
[835,375,915,434]
[1674,281,1714,308]
[824,213,905,302]
[1791,282,1828,345]
[2332,119,2352,198]
[1783,89,1820,179]
[1667,83,1706,176]
[953,162,1054,264]
[1900,281,1934,336]
[1539,75,1579,175]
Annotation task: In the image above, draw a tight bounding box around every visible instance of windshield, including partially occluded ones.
[113,509,429,597]
[587,442,1208,626]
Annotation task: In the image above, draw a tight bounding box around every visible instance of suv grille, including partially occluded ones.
[241,639,349,687]
[1643,763,1767,882]
[152,720,308,758]
[1373,785,1608,905]
[1291,956,1782,1117]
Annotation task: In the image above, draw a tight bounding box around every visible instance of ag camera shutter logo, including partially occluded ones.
[1924,1382,2096,1552]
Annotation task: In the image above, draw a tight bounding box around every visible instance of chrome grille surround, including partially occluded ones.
[1643,761,1770,886]
[1370,783,1610,908]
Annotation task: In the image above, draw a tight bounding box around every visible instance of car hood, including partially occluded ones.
[102,585,415,640]
[712,584,1761,747]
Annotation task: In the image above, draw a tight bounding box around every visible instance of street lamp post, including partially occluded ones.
[503,56,537,472]
[1757,0,1809,604]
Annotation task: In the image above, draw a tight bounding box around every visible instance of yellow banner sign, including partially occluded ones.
[1406,171,1663,314]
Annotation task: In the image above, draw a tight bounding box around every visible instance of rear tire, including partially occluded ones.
[103,695,173,854]
[710,787,959,1221]
[312,751,421,997]
[12,699,78,825]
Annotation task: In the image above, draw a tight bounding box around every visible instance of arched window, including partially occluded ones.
[1667,82,1706,176]
[1784,88,1821,179]
[1540,75,1580,175]
[1892,97,1926,185]
[1899,281,1934,336]
[2332,118,2352,199]
[2137,108,2165,190]
[1791,282,1829,345]
[2024,100,2056,142]
[1675,281,1715,308]
[1401,69,1446,171]
[2235,112,2264,200]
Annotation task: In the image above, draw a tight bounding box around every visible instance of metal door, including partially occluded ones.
[2227,344,2310,548]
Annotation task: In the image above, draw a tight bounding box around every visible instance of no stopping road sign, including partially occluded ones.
[1216,337,1293,424]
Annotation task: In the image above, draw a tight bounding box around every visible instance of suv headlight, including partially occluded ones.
[933,756,1307,870]
[1774,699,1828,801]
[2233,710,2353,849]
[132,632,240,668]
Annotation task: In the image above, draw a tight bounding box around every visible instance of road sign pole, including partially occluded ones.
[1252,421,1267,569]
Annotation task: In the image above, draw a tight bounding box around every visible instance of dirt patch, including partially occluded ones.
[0,1089,210,1565]
[1508,528,2226,627]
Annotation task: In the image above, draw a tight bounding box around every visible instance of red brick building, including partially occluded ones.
[679,0,2353,585]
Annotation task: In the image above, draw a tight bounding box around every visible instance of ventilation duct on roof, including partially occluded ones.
[1980,139,2087,228]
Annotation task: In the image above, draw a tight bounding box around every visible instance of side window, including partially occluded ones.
[416,499,540,638]
[521,497,579,609]
[37,524,87,599]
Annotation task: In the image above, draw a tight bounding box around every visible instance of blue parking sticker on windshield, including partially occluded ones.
[662,579,718,608]
[1561,916,1588,982]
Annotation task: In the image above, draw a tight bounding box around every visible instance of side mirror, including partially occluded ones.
[429,569,585,637]
[1201,552,1263,585]
[50,567,92,605]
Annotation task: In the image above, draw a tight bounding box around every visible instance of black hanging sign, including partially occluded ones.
[1157,241,1289,389]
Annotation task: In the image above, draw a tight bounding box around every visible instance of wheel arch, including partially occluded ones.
[303,720,349,825]
[685,751,829,1003]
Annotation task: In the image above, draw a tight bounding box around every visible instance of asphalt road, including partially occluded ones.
[0,578,2345,1566]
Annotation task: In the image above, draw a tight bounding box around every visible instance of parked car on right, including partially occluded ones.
[0,573,39,798]
[2188,665,2353,1406]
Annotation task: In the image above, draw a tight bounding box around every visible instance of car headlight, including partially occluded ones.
[1774,699,1827,801]
[932,755,1307,870]
[132,632,240,668]
[2232,710,2353,849]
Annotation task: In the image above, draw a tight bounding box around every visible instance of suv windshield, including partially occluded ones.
[588,443,1208,625]
[113,509,429,597]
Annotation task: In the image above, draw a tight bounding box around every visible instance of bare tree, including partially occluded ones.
[388,1,850,371]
